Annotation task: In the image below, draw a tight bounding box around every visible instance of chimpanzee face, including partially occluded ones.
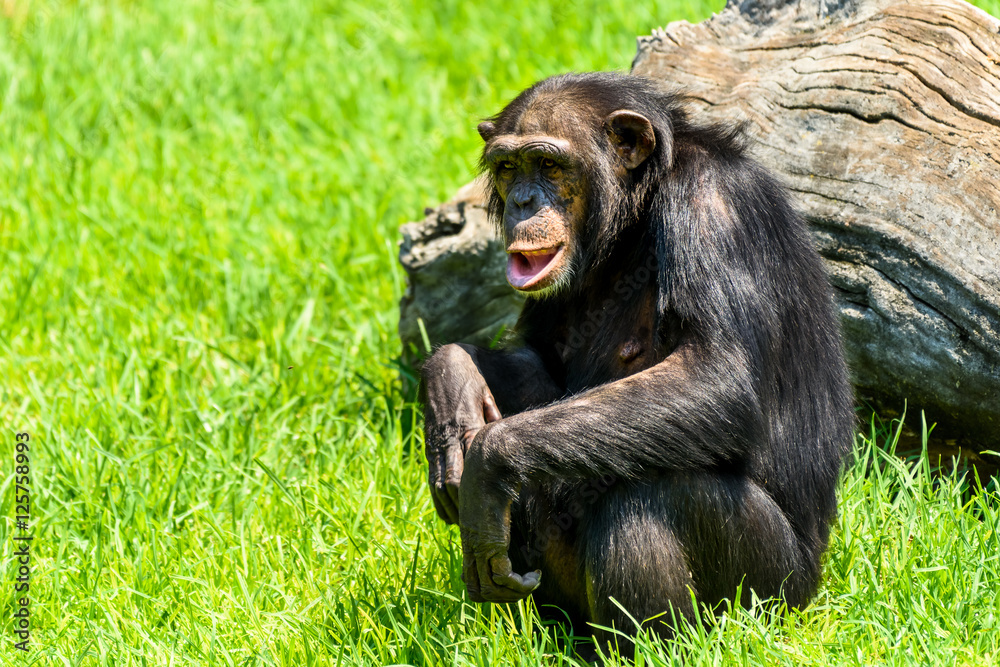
[479,105,655,298]
[480,130,586,296]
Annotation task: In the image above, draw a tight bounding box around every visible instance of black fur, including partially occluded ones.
[421,72,854,651]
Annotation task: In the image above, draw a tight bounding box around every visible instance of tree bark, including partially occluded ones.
[398,0,1000,457]
[398,180,523,363]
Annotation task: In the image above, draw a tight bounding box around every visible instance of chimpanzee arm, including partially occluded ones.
[420,343,564,524]
[458,338,766,602]
[480,341,762,483]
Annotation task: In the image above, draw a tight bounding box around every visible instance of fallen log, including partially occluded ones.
[398,0,1000,457]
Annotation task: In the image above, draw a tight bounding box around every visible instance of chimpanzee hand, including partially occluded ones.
[422,344,503,524]
[459,424,542,602]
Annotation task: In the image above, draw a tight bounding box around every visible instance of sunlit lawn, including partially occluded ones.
[2,0,999,663]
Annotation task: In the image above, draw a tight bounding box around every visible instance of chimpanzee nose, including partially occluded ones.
[511,188,535,209]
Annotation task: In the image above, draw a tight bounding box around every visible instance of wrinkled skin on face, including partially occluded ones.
[479,129,588,296]
[478,106,657,298]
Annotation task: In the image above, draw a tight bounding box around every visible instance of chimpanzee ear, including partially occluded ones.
[604,110,658,170]
[478,121,497,142]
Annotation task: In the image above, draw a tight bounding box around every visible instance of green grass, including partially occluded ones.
[2,0,1000,664]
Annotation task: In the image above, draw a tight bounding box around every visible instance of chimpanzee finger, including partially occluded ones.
[483,390,502,423]
[444,492,460,524]
[488,586,534,603]
[443,490,459,524]
[475,554,495,603]
[429,454,456,523]
[474,555,531,603]
[490,555,542,595]
[431,490,458,525]
[479,578,534,603]
[438,484,460,524]
[428,456,446,522]
[463,553,484,601]
[443,446,464,520]
[428,451,441,489]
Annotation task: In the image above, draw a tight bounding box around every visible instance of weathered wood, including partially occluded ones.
[398,0,1000,455]
[398,180,523,362]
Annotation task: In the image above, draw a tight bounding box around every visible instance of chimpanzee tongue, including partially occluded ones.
[507,250,558,289]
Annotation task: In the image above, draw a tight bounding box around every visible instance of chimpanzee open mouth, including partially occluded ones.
[506,246,566,291]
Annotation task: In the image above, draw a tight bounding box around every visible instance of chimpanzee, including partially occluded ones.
[420,72,854,649]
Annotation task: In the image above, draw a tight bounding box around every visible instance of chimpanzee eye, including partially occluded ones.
[541,158,556,169]
[498,160,516,171]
